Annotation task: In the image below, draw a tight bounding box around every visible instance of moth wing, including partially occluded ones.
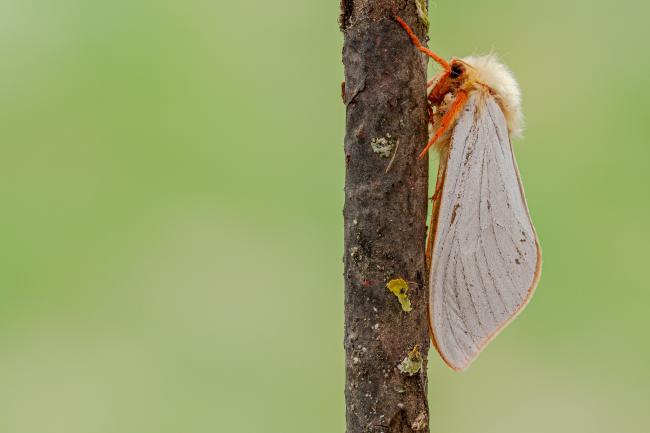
[429,93,541,371]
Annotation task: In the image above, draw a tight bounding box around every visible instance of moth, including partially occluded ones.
[396,17,542,371]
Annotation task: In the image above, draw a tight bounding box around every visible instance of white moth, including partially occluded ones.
[396,17,542,371]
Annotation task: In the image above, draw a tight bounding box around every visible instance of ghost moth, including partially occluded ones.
[396,17,542,371]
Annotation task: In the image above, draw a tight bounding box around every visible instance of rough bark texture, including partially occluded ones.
[341,2,431,433]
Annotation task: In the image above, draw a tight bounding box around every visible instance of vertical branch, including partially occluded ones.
[341,1,431,433]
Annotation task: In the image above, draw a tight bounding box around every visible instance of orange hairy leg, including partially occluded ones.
[395,16,451,71]
[394,15,462,158]
[418,90,468,159]
[428,71,451,104]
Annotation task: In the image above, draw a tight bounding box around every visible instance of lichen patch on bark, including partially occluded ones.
[371,134,396,158]
[415,0,429,27]
[398,344,423,376]
[386,278,413,312]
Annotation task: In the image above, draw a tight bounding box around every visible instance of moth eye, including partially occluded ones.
[450,64,463,79]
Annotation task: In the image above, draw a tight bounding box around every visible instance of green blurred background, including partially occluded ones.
[1,1,649,432]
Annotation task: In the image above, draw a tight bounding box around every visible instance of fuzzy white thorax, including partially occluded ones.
[462,54,523,138]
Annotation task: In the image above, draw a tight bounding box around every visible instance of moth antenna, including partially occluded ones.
[395,16,451,71]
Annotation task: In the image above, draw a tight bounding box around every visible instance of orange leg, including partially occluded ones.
[418,90,468,159]
[428,71,451,104]
[427,104,434,125]
[395,16,450,71]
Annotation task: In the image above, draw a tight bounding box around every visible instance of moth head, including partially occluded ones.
[449,59,466,80]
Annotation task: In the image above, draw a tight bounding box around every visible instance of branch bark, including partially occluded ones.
[341,2,431,433]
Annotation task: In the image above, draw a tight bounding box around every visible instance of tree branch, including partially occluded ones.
[341,1,431,432]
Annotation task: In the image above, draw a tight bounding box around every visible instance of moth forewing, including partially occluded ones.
[428,93,541,371]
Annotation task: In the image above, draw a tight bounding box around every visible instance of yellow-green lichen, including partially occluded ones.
[398,344,422,376]
[386,278,412,312]
[415,0,429,27]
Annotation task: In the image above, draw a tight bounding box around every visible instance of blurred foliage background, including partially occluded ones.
[1,1,649,432]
